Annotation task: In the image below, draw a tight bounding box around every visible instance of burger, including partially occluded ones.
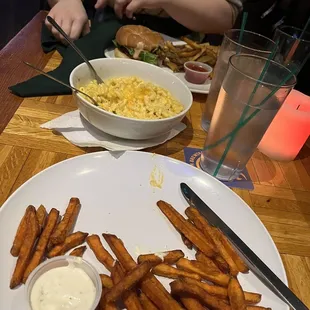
[113,25,164,66]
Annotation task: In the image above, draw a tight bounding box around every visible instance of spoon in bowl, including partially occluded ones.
[23,61,98,106]
[46,16,104,84]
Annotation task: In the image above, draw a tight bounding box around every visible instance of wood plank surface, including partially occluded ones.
[0,11,310,308]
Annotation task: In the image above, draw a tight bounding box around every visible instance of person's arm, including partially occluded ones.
[125,0,238,33]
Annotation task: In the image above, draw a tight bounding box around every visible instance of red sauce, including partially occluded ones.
[186,63,208,72]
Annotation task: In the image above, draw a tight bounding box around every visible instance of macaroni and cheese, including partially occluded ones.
[79,77,184,120]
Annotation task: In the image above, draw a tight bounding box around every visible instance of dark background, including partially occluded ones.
[0,0,309,94]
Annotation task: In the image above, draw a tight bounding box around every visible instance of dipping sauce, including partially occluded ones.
[30,263,96,310]
[186,63,208,72]
[184,61,212,84]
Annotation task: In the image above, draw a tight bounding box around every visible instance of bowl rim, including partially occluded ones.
[69,58,193,123]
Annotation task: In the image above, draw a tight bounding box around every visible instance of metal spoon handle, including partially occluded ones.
[46,16,104,84]
[23,61,98,106]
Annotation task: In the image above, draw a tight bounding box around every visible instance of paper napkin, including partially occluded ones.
[41,110,186,151]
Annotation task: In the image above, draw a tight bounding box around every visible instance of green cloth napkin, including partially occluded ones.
[9,18,122,97]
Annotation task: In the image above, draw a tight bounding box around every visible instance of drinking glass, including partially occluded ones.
[201,30,276,131]
[200,54,296,181]
[273,25,310,75]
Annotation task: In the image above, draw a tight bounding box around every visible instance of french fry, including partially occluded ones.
[22,208,60,283]
[138,250,184,265]
[170,280,231,310]
[87,234,115,272]
[102,233,182,310]
[178,50,200,58]
[10,205,35,257]
[185,207,239,276]
[181,37,201,49]
[190,47,207,62]
[180,297,205,310]
[69,245,87,257]
[47,231,88,258]
[219,232,249,273]
[176,258,230,287]
[10,208,40,289]
[100,274,114,289]
[156,201,216,257]
[153,263,201,281]
[138,292,158,310]
[196,251,229,274]
[182,277,261,304]
[104,261,152,304]
[165,41,178,52]
[50,197,81,245]
[228,277,246,310]
[181,232,193,250]
[111,261,143,310]
[36,205,47,230]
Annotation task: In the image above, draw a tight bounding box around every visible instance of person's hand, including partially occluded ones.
[46,0,90,42]
[125,0,166,18]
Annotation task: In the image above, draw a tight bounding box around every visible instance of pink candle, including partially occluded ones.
[258,90,310,161]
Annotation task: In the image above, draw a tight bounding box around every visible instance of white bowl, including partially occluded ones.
[69,58,193,140]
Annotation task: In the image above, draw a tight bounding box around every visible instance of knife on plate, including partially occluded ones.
[180,182,308,310]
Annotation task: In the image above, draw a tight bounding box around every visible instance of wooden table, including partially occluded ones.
[1,11,310,308]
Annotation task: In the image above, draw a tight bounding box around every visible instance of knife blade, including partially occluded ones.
[180,182,308,310]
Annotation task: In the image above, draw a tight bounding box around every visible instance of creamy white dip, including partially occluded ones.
[30,263,96,310]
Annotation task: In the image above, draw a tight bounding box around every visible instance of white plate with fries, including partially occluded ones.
[104,34,217,94]
[0,151,288,309]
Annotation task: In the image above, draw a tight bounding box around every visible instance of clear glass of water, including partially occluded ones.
[200,54,296,181]
[273,26,310,75]
[201,30,276,131]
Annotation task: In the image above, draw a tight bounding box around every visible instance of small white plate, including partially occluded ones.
[104,33,211,94]
[0,151,288,309]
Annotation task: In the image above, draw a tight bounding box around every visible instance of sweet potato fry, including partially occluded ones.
[182,277,261,304]
[153,264,201,281]
[47,231,88,258]
[156,201,216,257]
[138,292,158,310]
[138,250,184,265]
[180,297,205,310]
[185,207,239,276]
[176,258,230,287]
[196,251,229,274]
[50,197,81,245]
[181,277,228,299]
[181,232,193,250]
[36,205,47,230]
[247,307,271,310]
[228,277,246,310]
[100,274,114,289]
[10,205,35,257]
[87,234,115,272]
[219,232,249,273]
[10,208,40,289]
[104,261,152,304]
[102,233,182,310]
[99,288,117,310]
[22,208,60,283]
[111,261,143,310]
[69,245,87,257]
[170,280,231,310]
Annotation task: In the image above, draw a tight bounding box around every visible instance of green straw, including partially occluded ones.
[237,12,248,54]
[211,43,279,177]
[300,16,310,39]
